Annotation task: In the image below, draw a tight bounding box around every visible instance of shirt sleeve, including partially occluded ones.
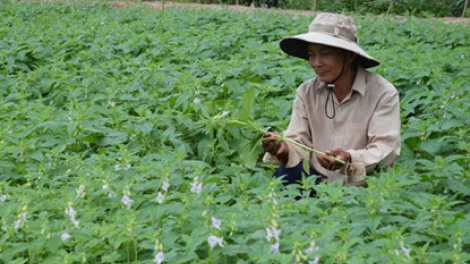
[263,84,311,168]
[347,90,401,175]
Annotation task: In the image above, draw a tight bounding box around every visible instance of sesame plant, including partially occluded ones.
[0,1,469,264]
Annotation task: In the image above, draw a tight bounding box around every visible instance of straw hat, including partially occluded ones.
[280,13,380,68]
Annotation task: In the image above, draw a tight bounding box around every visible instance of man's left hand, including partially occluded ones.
[317,147,351,171]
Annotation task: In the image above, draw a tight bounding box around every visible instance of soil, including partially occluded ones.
[107,1,470,24]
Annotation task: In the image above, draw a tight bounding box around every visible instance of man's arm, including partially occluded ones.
[348,90,401,175]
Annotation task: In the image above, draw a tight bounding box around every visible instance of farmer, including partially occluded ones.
[262,13,401,187]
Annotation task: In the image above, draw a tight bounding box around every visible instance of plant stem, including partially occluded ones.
[282,137,344,164]
[228,119,344,164]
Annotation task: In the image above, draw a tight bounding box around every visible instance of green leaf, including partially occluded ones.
[237,86,255,122]
[444,178,470,195]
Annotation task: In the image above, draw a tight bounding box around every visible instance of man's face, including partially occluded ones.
[307,43,349,83]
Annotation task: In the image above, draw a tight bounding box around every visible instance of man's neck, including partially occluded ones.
[333,66,357,102]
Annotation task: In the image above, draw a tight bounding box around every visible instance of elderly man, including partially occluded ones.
[262,13,401,187]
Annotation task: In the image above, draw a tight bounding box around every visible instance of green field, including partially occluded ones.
[1,1,470,263]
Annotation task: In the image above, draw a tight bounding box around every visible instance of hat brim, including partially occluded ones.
[280,32,380,68]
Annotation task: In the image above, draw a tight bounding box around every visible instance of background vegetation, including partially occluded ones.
[1,0,469,263]
[161,0,469,17]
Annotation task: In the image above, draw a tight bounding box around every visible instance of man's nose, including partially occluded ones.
[309,56,322,67]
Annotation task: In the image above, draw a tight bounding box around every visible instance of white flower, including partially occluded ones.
[102,183,109,190]
[207,235,224,249]
[401,245,411,258]
[213,110,230,119]
[153,251,164,264]
[14,211,28,231]
[61,232,71,242]
[109,101,116,107]
[211,217,221,230]
[193,97,201,104]
[66,205,79,228]
[0,194,7,202]
[220,110,230,118]
[156,192,165,204]
[270,242,279,253]
[265,226,281,242]
[121,194,133,209]
[66,205,76,219]
[190,181,202,194]
[272,197,278,204]
[114,163,130,171]
[76,184,85,198]
[14,219,23,231]
[71,218,80,228]
[305,245,318,254]
[162,180,170,192]
[305,245,321,264]
[309,257,320,264]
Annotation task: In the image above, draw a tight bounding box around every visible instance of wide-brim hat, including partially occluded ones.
[280,13,380,68]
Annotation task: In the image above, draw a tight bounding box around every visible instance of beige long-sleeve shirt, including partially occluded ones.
[264,66,401,182]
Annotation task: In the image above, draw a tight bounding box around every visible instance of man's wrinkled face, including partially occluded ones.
[307,43,352,83]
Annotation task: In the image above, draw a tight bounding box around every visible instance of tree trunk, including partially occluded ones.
[463,0,469,17]
[386,0,394,15]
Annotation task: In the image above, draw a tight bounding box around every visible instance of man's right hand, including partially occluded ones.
[262,132,288,164]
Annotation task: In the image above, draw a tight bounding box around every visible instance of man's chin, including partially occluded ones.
[317,76,332,83]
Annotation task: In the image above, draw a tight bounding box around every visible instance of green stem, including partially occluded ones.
[228,119,345,164]
[282,137,345,164]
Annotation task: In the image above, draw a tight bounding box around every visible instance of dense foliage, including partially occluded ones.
[1,1,469,263]
[165,0,468,17]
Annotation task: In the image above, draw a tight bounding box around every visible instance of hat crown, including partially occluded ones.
[308,13,358,43]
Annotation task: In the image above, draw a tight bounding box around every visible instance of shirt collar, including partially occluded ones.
[351,66,367,96]
[316,66,367,96]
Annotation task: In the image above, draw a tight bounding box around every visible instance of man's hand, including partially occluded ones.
[317,147,350,170]
[262,132,288,164]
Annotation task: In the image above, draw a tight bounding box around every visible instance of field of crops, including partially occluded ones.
[1,1,470,263]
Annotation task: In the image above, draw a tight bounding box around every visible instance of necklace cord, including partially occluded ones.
[324,52,347,119]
